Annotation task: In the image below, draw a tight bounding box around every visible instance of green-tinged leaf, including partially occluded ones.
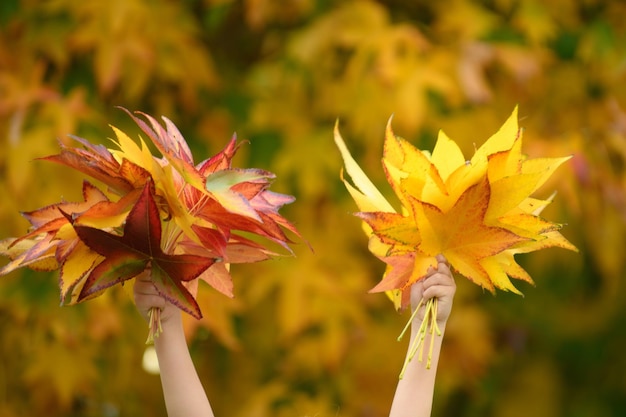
[59,240,101,304]
[206,168,274,192]
[151,261,202,319]
[79,253,149,301]
[205,187,262,222]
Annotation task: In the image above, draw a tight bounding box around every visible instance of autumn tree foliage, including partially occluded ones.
[1,0,625,416]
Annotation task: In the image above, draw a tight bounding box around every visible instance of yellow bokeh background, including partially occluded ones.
[1,0,625,416]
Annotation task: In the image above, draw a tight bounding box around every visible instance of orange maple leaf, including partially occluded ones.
[408,178,529,291]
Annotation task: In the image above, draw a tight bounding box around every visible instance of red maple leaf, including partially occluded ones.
[67,180,217,318]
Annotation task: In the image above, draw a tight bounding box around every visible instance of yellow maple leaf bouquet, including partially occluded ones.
[334,107,577,374]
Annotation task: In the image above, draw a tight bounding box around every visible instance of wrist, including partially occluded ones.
[160,310,183,331]
[153,312,185,351]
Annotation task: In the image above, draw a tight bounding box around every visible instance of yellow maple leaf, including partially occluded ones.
[336,107,578,376]
[409,177,530,292]
[335,107,578,310]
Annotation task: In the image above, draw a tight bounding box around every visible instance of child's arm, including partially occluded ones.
[134,272,215,417]
[389,254,456,417]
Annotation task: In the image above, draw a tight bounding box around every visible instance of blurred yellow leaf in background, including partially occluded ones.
[1,0,625,416]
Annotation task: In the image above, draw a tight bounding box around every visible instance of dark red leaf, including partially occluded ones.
[67,180,217,314]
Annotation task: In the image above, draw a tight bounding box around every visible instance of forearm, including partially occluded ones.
[154,314,215,417]
[389,323,446,417]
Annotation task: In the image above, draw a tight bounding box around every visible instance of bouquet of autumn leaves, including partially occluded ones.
[0,109,300,342]
[335,108,577,376]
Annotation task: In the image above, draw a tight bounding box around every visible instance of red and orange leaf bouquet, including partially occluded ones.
[334,107,578,378]
[0,108,301,342]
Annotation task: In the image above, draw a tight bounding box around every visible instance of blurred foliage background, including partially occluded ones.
[1,0,625,416]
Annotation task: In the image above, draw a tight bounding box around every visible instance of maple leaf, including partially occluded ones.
[40,135,151,196]
[0,235,59,275]
[335,107,578,377]
[117,108,302,254]
[119,107,207,193]
[335,107,577,310]
[0,107,301,344]
[409,178,529,292]
[0,181,131,284]
[68,180,216,319]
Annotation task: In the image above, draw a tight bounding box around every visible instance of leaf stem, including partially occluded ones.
[146,306,163,344]
[397,297,423,342]
[398,297,440,379]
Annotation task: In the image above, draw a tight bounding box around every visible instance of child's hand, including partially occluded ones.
[133,270,181,327]
[410,254,456,328]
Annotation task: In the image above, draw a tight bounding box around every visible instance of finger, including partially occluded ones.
[135,270,152,283]
[133,279,159,297]
[424,264,437,279]
[435,260,452,281]
[424,256,447,279]
[433,262,454,279]
[423,270,454,288]
[436,253,448,265]
[422,282,455,301]
[136,294,167,309]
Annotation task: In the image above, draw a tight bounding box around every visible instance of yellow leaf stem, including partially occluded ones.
[397,297,441,379]
[146,306,163,344]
